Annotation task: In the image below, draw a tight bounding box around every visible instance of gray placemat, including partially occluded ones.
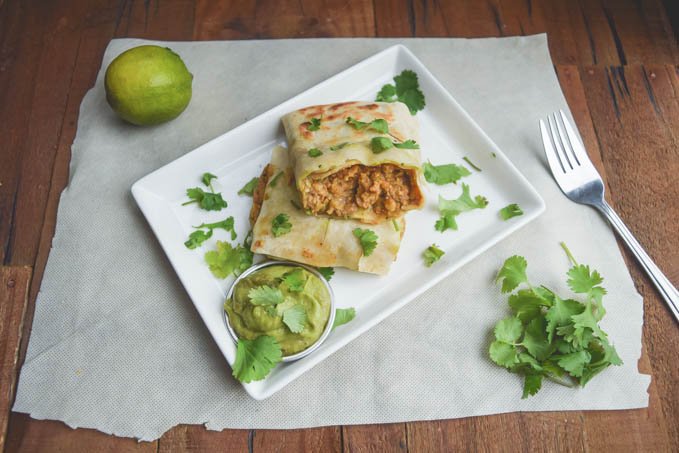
[13,35,649,441]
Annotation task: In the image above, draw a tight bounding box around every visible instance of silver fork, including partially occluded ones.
[540,110,678,323]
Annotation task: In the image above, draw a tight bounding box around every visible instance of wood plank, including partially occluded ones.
[158,425,249,452]
[0,0,52,264]
[0,266,31,451]
[343,423,406,452]
[4,0,90,267]
[5,415,156,453]
[193,0,374,40]
[251,427,342,452]
[6,0,194,450]
[578,64,679,449]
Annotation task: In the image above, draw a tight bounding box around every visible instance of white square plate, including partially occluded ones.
[132,45,545,400]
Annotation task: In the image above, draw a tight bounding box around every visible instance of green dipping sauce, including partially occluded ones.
[225,265,332,356]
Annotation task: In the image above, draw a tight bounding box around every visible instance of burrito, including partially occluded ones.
[250,146,405,275]
[281,101,424,225]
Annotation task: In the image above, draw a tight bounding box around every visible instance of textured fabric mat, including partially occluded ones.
[13,35,649,441]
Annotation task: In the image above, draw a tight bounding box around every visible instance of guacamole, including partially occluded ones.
[225,265,331,356]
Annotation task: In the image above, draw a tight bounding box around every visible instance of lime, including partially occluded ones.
[104,45,193,126]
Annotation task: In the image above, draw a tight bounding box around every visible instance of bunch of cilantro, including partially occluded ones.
[490,243,622,398]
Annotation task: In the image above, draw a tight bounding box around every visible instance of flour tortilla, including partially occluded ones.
[281,101,424,224]
[251,146,405,275]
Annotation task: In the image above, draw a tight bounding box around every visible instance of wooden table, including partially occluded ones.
[1,1,677,451]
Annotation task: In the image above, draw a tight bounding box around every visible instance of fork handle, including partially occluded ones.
[595,201,679,323]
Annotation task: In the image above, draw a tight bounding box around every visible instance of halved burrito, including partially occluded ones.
[250,146,405,275]
[282,101,424,225]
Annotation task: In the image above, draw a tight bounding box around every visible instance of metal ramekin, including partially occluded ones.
[223,260,336,362]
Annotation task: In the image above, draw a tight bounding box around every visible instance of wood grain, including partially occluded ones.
[0,266,31,452]
[0,0,678,451]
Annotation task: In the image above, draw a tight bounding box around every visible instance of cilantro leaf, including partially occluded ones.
[238,177,259,196]
[232,336,282,383]
[183,187,227,211]
[508,289,549,322]
[423,244,445,267]
[202,172,217,190]
[567,264,605,296]
[369,118,389,134]
[183,172,228,211]
[522,317,552,361]
[308,148,323,157]
[489,341,519,369]
[394,70,426,114]
[269,171,284,188]
[545,296,583,342]
[248,285,284,306]
[200,192,228,211]
[496,255,529,293]
[184,229,213,249]
[345,117,389,134]
[499,203,524,220]
[353,228,378,256]
[423,162,471,185]
[570,302,607,340]
[435,183,488,232]
[282,305,307,333]
[370,136,393,153]
[522,374,543,399]
[193,216,237,241]
[375,84,397,102]
[272,213,292,237]
[333,307,356,329]
[307,117,321,131]
[393,139,419,149]
[204,241,251,279]
[318,267,335,281]
[493,317,522,343]
[375,70,426,114]
[556,350,591,377]
[282,268,305,292]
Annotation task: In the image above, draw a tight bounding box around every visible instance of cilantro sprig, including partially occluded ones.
[353,228,378,257]
[435,183,488,232]
[204,240,253,279]
[184,216,237,249]
[376,69,426,115]
[183,172,228,211]
[423,162,471,185]
[489,244,622,398]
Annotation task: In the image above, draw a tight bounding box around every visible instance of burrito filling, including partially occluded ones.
[300,163,422,219]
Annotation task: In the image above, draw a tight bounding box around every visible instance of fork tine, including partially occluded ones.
[540,119,566,175]
[554,111,580,167]
[559,110,588,166]
[548,114,573,170]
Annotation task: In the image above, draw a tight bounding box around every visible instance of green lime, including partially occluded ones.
[104,45,193,126]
